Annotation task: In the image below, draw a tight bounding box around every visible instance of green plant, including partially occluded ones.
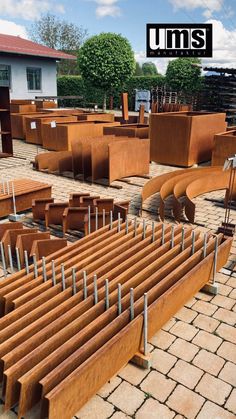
[142,62,158,76]
[78,32,136,110]
[165,58,202,92]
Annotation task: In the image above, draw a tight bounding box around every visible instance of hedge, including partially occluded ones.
[57,75,165,109]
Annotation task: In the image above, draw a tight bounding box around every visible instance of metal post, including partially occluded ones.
[134,217,137,237]
[143,293,148,356]
[117,212,121,232]
[42,256,47,282]
[93,274,98,304]
[170,225,175,248]
[2,179,5,194]
[105,279,109,310]
[142,219,146,240]
[95,207,98,231]
[191,231,195,255]
[118,283,122,315]
[203,233,208,258]
[11,182,17,216]
[83,270,87,299]
[110,210,113,230]
[51,260,56,286]
[7,245,14,273]
[125,216,129,234]
[181,227,185,252]
[6,181,10,195]
[88,206,91,235]
[151,221,155,243]
[0,242,7,277]
[33,254,38,278]
[161,223,165,245]
[72,267,77,295]
[61,263,66,291]
[212,235,218,285]
[102,209,105,227]
[15,247,21,271]
[24,250,29,275]
[130,288,134,320]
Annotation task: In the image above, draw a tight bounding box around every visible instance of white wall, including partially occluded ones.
[0,55,57,99]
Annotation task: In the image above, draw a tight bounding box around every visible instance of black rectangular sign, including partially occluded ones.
[146,23,212,57]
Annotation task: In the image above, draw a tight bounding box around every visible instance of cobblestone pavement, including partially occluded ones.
[0,139,235,419]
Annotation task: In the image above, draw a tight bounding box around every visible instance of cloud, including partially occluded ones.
[95,0,121,18]
[0,0,64,21]
[169,0,223,18]
[0,18,27,37]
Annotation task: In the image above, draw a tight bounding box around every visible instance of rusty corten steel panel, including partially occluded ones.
[0,222,23,241]
[45,203,69,228]
[0,179,52,218]
[121,93,129,122]
[103,124,149,139]
[11,112,46,140]
[32,198,55,221]
[150,112,227,167]
[16,232,51,265]
[30,238,67,260]
[0,220,231,418]
[108,139,150,184]
[41,116,78,149]
[212,130,236,166]
[2,228,38,265]
[77,113,115,122]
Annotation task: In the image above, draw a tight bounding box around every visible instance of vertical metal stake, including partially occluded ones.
[161,223,165,245]
[72,267,77,295]
[24,250,29,275]
[12,182,17,216]
[212,236,218,285]
[130,288,134,320]
[117,212,121,232]
[143,293,148,356]
[191,231,195,255]
[118,283,122,315]
[134,217,137,237]
[105,279,109,310]
[8,245,14,274]
[93,274,98,304]
[151,221,155,243]
[0,242,7,277]
[171,225,175,248]
[95,207,98,231]
[125,216,129,234]
[142,219,146,240]
[61,263,66,290]
[15,247,21,271]
[33,254,38,278]
[203,233,208,258]
[51,260,56,286]
[88,205,91,234]
[110,210,113,230]
[181,227,185,251]
[83,270,87,299]
[6,181,10,195]
[42,256,47,282]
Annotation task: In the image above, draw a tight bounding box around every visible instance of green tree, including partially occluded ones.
[165,58,202,92]
[28,13,88,75]
[78,32,135,110]
[135,62,143,76]
[142,62,158,76]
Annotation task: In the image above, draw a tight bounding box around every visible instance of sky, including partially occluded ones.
[0,0,236,73]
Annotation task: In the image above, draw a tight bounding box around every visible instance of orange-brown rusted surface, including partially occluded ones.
[150,112,226,167]
[103,124,149,139]
[121,93,129,122]
[30,238,67,260]
[32,198,55,221]
[16,232,51,265]
[212,130,236,166]
[0,222,23,241]
[45,203,69,228]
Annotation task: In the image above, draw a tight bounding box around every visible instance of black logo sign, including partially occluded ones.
[146,24,212,57]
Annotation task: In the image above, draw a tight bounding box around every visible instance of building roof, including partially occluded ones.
[0,33,76,60]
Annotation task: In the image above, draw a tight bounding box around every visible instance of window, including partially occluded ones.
[0,65,11,87]
[27,67,41,91]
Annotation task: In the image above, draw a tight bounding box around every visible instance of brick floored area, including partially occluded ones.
[0,139,235,419]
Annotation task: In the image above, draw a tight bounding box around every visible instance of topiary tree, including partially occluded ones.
[165,58,202,93]
[78,32,135,110]
[142,62,158,76]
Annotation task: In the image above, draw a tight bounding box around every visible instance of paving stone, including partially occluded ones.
[170,321,198,341]
[168,359,203,389]
[216,323,236,344]
[217,341,236,363]
[184,297,197,308]
[225,389,236,415]
[140,371,176,403]
[215,273,231,284]
[110,412,131,419]
[195,292,213,302]
[192,349,225,376]
[192,300,217,316]
[219,361,236,386]
[75,395,114,419]
[166,384,204,419]
[151,348,177,374]
[226,277,236,288]
[192,330,222,352]
[197,401,235,419]
[174,306,198,323]
[168,337,199,362]
[150,330,176,350]
[135,398,175,419]
[162,318,177,331]
[213,308,236,326]
[108,381,145,416]
[229,288,236,299]
[98,376,122,398]
[196,373,232,405]
[118,363,149,386]
[218,283,233,296]
[193,313,220,332]
[211,295,235,310]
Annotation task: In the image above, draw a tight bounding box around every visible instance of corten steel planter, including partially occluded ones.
[11,112,47,139]
[0,221,232,419]
[104,124,149,139]
[52,122,120,151]
[212,130,236,166]
[77,113,115,122]
[10,104,37,113]
[150,111,226,167]
[35,101,57,110]
[115,115,149,124]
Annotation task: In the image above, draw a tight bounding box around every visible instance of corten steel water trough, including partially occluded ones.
[212,130,236,166]
[0,179,52,218]
[0,219,232,419]
[150,111,227,167]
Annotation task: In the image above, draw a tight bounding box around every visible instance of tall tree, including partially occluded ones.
[142,62,158,75]
[79,32,135,110]
[28,13,88,75]
[165,58,202,92]
[135,62,143,76]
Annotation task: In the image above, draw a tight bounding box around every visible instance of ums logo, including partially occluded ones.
[146,24,212,57]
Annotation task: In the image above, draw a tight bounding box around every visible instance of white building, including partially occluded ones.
[0,34,75,99]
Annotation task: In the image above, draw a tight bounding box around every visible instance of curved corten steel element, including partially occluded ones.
[185,171,236,223]
[172,167,222,221]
